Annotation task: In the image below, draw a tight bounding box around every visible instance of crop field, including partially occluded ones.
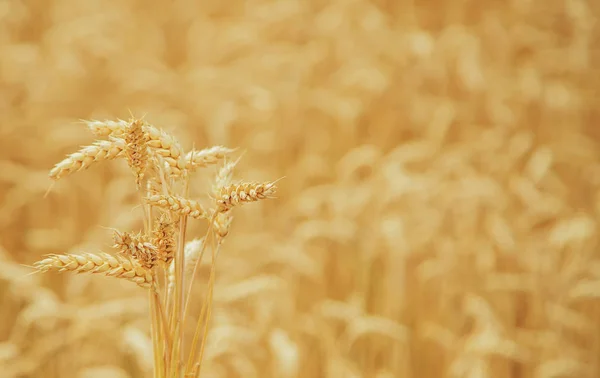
[0,0,599,377]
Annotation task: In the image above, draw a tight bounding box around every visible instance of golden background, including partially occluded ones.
[1,0,600,377]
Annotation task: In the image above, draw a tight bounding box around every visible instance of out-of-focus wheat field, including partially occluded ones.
[1,0,600,377]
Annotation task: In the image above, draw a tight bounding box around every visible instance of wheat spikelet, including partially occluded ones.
[49,137,126,180]
[113,230,158,269]
[146,194,209,220]
[214,211,233,239]
[216,180,279,212]
[145,125,186,176]
[185,146,236,171]
[33,253,153,288]
[125,118,149,187]
[153,213,177,264]
[82,119,129,137]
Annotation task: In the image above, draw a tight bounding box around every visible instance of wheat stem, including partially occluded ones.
[182,212,217,324]
[169,174,190,377]
[150,289,162,378]
[153,284,171,370]
[184,230,216,374]
[194,234,218,376]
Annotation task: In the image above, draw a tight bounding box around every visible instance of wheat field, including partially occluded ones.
[1,0,599,377]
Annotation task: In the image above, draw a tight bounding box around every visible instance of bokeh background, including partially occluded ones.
[1,0,600,377]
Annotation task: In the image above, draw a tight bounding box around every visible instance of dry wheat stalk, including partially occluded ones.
[146,194,209,220]
[33,253,153,288]
[49,137,126,180]
[39,114,281,378]
[125,118,150,187]
[216,180,279,212]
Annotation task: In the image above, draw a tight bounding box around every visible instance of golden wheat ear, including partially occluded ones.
[144,125,186,176]
[145,194,210,220]
[49,137,126,181]
[80,118,129,137]
[185,145,238,171]
[211,152,245,194]
[124,116,150,187]
[153,212,177,264]
[33,253,153,288]
[215,177,283,212]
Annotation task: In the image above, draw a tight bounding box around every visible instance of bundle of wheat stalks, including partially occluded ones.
[31,116,280,378]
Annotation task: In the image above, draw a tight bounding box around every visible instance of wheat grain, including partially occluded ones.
[216,180,279,212]
[146,194,209,220]
[49,137,126,180]
[33,253,153,288]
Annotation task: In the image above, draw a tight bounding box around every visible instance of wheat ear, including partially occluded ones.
[125,118,150,187]
[33,253,153,288]
[210,157,241,238]
[145,125,186,176]
[216,180,280,212]
[49,137,126,180]
[185,146,236,171]
[154,213,177,264]
[146,194,210,220]
[113,230,159,269]
[82,119,129,137]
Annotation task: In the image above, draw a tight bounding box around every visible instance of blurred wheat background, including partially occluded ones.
[1,0,599,377]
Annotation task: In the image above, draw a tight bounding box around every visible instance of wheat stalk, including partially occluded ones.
[38,115,279,378]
